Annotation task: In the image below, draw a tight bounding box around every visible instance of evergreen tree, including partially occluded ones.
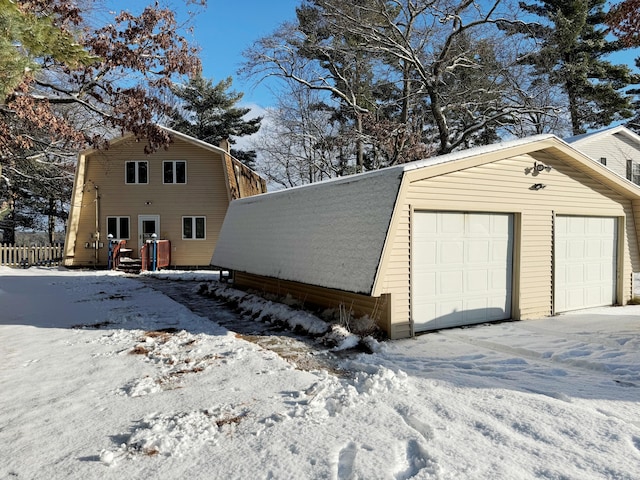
[607,0,640,132]
[0,0,94,100]
[169,76,262,168]
[504,0,636,135]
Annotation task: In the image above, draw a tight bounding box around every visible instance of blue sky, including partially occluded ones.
[105,0,300,107]
[110,1,639,110]
[182,0,301,107]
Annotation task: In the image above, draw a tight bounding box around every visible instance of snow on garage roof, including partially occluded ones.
[211,166,405,294]
[211,135,558,294]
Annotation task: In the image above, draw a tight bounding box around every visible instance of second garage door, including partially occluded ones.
[412,211,514,332]
[554,216,618,313]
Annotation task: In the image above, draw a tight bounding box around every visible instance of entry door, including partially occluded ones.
[554,216,617,313]
[412,211,514,332]
[138,215,160,248]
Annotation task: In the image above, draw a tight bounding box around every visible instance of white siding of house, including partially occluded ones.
[570,132,640,185]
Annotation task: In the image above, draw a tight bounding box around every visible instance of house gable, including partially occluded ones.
[566,126,640,185]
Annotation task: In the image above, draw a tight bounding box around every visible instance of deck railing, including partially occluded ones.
[140,239,171,271]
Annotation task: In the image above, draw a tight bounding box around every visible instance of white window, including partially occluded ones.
[627,160,640,185]
[633,163,640,185]
[107,216,130,239]
[182,216,205,240]
[125,161,148,184]
[163,161,186,184]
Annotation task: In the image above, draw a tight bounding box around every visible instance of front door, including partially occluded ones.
[138,215,160,250]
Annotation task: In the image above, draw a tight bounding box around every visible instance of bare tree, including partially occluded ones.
[0,1,205,243]
[252,82,348,188]
[243,0,548,163]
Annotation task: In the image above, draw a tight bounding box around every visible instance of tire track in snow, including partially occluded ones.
[442,330,637,382]
[515,322,640,354]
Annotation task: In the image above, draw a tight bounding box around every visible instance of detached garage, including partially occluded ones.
[212,135,640,339]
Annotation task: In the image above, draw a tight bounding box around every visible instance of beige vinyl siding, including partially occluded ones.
[378,152,635,333]
[373,203,412,337]
[234,271,392,334]
[69,136,230,267]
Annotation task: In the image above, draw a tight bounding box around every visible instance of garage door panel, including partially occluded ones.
[413,211,513,332]
[439,270,463,292]
[585,240,601,258]
[466,270,489,292]
[491,269,509,290]
[469,214,491,234]
[441,242,464,263]
[467,239,490,262]
[442,213,464,233]
[554,216,617,313]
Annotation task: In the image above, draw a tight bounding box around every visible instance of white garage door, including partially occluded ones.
[554,216,617,313]
[412,211,514,332]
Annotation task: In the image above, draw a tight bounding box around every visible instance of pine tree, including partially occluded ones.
[0,0,94,100]
[607,0,640,132]
[169,76,262,168]
[504,0,636,135]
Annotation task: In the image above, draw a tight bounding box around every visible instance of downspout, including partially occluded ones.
[94,184,100,266]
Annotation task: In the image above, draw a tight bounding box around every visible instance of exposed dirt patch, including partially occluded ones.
[136,276,358,376]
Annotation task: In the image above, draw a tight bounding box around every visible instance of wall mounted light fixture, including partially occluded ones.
[534,161,552,173]
[530,183,546,191]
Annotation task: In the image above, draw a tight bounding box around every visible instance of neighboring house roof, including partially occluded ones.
[565,125,640,148]
[212,134,640,295]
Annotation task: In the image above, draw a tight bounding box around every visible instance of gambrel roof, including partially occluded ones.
[212,135,640,295]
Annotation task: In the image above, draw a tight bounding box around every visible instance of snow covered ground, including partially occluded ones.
[1,266,639,480]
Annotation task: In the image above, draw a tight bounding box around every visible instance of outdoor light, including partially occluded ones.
[534,162,552,173]
[530,183,547,190]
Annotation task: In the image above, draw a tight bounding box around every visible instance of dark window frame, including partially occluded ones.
[182,216,206,240]
[163,160,187,184]
[125,161,148,184]
[106,216,131,240]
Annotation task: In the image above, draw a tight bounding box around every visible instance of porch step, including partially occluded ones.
[117,256,142,274]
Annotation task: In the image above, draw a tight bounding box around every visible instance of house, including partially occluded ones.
[566,125,640,185]
[64,127,266,269]
[211,135,640,339]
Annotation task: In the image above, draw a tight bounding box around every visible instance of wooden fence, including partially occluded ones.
[0,243,64,268]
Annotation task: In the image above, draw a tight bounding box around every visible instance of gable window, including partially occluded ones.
[125,161,148,184]
[627,160,640,185]
[107,216,130,240]
[163,161,186,184]
[183,216,205,240]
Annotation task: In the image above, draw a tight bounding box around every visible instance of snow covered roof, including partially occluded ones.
[212,166,404,294]
[565,125,640,147]
[213,133,639,294]
[212,135,562,294]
